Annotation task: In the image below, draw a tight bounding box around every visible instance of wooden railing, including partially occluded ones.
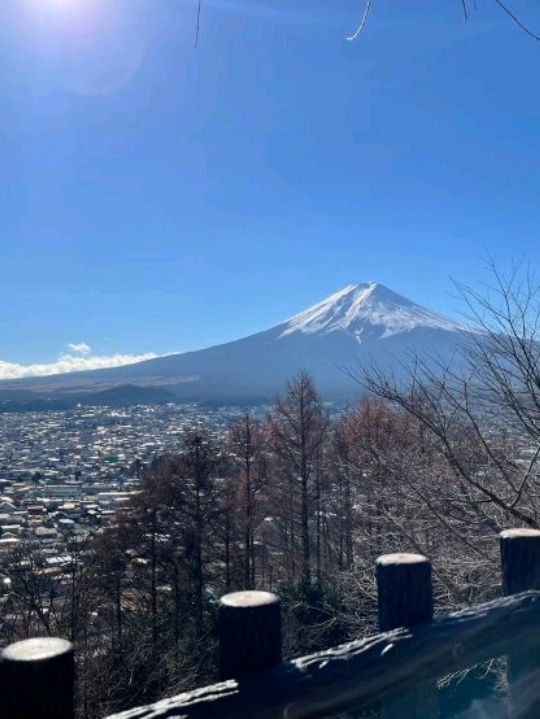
[3,528,540,718]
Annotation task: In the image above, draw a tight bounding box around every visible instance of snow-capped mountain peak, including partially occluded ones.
[0,281,472,405]
[279,282,463,340]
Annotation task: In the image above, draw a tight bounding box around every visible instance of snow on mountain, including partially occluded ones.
[0,282,471,405]
[280,282,464,340]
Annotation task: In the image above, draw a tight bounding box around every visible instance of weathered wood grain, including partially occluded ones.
[106,591,540,719]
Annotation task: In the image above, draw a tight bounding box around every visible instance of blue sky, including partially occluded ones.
[1,0,540,375]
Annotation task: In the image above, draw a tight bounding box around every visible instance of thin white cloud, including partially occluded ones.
[67,342,91,355]
[0,351,157,380]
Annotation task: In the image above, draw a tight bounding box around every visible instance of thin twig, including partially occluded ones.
[347,0,374,41]
[492,0,540,41]
[347,0,540,42]
[195,0,202,49]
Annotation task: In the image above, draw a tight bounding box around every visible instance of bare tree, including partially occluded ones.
[347,262,540,608]
[269,373,329,586]
[227,414,267,589]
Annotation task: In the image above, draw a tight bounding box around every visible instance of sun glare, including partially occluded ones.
[42,0,78,11]
[20,0,146,96]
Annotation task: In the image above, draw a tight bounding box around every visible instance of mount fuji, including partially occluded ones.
[0,283,470,407]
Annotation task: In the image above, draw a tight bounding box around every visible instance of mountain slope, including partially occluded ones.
[279,282,462,339]
[0,283,470,403]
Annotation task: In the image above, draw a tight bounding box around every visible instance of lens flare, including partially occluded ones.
[19,0,147,95]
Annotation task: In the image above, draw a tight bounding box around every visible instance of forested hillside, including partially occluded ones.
[2,360,537,716]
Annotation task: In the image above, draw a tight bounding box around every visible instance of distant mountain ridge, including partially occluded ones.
[0,283,470,407]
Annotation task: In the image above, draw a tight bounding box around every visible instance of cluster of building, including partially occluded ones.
[0,403,261,591]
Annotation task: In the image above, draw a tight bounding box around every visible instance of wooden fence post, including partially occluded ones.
[0,637,74,719]
[501,528,540,718]
[376,552,437,719]
[219,590,282,680]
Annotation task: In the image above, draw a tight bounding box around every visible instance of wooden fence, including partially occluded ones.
[3,528,540,718]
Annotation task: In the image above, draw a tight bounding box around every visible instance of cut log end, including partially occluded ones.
[501,528,540,540]
[220,590,280,609]
[1,637,72,664]
[219,590,282,680]
[0,637,75,719]
[377,552,429,567]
